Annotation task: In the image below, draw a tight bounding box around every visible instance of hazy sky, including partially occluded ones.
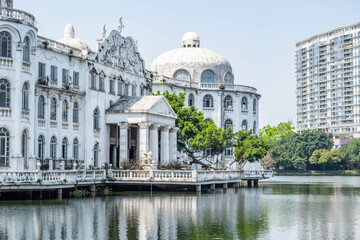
[17,0,360,127]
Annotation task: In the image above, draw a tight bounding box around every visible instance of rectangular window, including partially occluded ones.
[124,84,129,96]
[38,62,46,78]
[73,72,79,87]
[50,65,58,82]
[109,80,115,94]
[99,77,105,91]
[62,69,69,85]
[117,81,122,96]
[91,74,97,89]
[132,85,136,96]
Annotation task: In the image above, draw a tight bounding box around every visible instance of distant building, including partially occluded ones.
[296,22,360,137]
[0,0,177,171]
[150,32,261,166]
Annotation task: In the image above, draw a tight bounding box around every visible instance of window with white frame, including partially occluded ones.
[132,85,136,96]
[50,136,57,159]
[0,31,12,58]
[201,70,215,87]
[117,81,123,96]
[73,138,79,160]
[38,95,45,119]
[203,94,214,108]
[50,98,57,120]
[224,119,233,129]
[38,135,45,160]
[0,79,10,108]
[242,120,248,132]
[188,93,195,107]
[0,128,10,167]
[62,100,68,122]
[51,65,58,82]
[62,69,69,85]
[253,99,257,113]
[109,79,115,94]
[73,102,79,123]
[93,108,100,130]
[62,137,68,159]
[224,95,233,109]
[93,143,99,167]
[174,69,190,81]
[23,37,30,62]
[38,62,46,78]
[73,72,79,87]
[241,97,248,111]
[91,74,97,89]
[22,83,29,110]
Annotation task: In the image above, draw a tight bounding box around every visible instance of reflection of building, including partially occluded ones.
[150,32,261,161]
[296,23,360,137]
[0,0,176,170]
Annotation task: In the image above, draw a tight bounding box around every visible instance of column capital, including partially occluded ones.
[118,122,129,129]
[150,124,161,130]
[139,122,150,129]
[170,127,179,133]
[160,126,172,132]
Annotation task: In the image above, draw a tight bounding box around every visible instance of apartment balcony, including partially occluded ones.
[0,7,35,27]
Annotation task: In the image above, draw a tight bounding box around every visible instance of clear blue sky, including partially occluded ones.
[17,0,360,127]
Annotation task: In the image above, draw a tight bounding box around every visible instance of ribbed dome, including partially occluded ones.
[57,24,91,52]
[150,47,232,74]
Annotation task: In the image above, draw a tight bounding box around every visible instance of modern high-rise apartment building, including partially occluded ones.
[296,22,360,137]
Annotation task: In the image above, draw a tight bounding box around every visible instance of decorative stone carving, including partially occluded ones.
[150,124,160,130]
[140,151,157,170]
[118,16,124,34]
[118,122,128,129]
[160,126,171,132]
[139,122,150,129]
[170,127,179,133]
[97,29,145,77]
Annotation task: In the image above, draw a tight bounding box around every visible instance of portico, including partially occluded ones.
[106,95,177,168]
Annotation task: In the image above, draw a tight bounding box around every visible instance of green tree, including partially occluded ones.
[271,130,333,169]
[309,149,343,170]
[339,139,360,169]
[190,124,234,166]
[259,122,294,142]
[234,131,269,165]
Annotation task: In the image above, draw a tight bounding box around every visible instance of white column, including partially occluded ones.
[160,126,171,166]
[139,122,150,157]
[149,124,159,164]
[118,122,128,164]
[169,127,178,163]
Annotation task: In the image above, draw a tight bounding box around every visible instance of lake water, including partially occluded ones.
[0,176,359,240]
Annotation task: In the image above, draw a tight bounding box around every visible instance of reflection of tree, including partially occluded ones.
[107,205,120,240]
[236,213,268,240]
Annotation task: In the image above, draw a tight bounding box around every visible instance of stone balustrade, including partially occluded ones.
[0,57,13,68]
[152,75,258,93]
[0,7,35,27]
[0,107,11,118]
[0,169,272,185]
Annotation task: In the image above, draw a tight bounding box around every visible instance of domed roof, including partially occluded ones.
[57,24,91,52]
[182,32,200,47]
[150,32,232,75]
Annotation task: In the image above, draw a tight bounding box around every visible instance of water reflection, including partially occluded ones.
[0,177,359,240]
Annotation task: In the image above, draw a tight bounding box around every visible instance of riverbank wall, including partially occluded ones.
[275,170,360,176]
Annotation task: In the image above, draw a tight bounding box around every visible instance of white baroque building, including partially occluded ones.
[0,0,177,170]
[150,32,261,161]
[296,22,360,137]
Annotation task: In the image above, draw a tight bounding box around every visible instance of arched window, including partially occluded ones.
[0,128,10,167]
[93,108,100,130]
[62,100,68,122]
[203,94,214,108]
[224,119,233,129]
[50,136,57,159]
[0,79,10,108]
[241,97,248,111]
[62,137,68,159]
[38,135,44,160]
[93,143,99,167]
[174,70,190,81]
[0,31,12,58]
[253,99,257,113]
[50,98,57,120]
[73,102,79,123]
[253,121,257,134]
[224,72,232,84]
[201,70,215,87]
[21,130,28,169]
[188,93,195,107]
[22,83,29,110]
[224,95,233,109]
[73,138,79,160]
[23,37,30,62]
[242,120,248,132]
[38,95,45,119]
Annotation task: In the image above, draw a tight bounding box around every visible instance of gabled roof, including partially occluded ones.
[106,95,177,118]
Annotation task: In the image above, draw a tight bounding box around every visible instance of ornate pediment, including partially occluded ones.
[97,30,145,77]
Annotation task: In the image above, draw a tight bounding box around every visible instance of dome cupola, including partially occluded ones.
[182,32,200,48]
[57,24,91,52]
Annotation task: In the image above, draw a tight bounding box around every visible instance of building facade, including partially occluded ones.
[0,0,177,171]
[296,22,360,137]
[150,32,261,164]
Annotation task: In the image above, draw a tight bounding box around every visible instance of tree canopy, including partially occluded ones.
[309,149,342,170]
[259,122,294,142]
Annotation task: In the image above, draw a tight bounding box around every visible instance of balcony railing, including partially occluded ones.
[0,7,35,27]
[153,75,258,93]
